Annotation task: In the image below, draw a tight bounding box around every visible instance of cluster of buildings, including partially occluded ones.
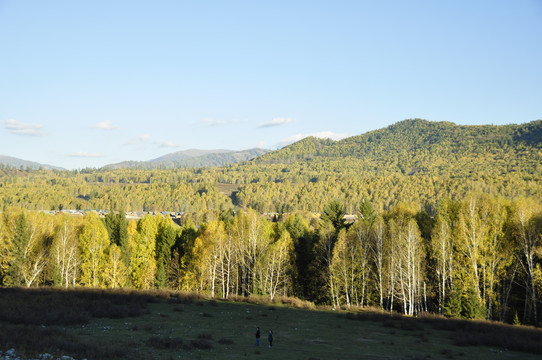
[39,209,184,222]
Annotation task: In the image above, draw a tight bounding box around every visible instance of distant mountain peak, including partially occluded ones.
[103,148,270,170]
[0,155,65,170]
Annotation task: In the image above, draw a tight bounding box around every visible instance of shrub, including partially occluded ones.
[146,336,184,349]
[190,339,213,350]
[218,338,234,345]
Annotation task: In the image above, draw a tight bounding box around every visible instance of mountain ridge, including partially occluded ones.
[255,118,542,163]
[103,148,270,170]
[0,155,65,171]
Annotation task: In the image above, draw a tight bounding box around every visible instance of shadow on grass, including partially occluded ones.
[342,308,542,355]
[0,287,151,326]
[0,323,130,359]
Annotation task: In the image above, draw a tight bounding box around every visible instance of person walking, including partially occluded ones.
[268,330,273,348]
[255,327,260,346]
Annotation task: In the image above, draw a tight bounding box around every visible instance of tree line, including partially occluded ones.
[1,194,541,325]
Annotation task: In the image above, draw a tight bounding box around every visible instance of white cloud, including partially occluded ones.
[4,119,46,136]
[201,118,227,127]
[125,135,182,148]
[258,117,293,128]
[278,131,349,147]
[154,140,184,148]
[68,152,104,158]
[125,134,151,145]
[92,120,119,130]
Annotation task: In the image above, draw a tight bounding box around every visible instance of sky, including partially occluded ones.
[1,0,541,170]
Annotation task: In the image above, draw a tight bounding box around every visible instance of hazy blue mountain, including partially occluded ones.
[0,155,65,170]
[104,148,270,169]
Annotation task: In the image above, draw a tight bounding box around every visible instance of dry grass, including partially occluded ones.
[226,293,315,309]
[341,307,542,355]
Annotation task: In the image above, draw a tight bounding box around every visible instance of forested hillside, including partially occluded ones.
[256,118,542,176]
[1,119,542,325]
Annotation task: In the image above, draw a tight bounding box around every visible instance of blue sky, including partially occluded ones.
[1,0,541,169]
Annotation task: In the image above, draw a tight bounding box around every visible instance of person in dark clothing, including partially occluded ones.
[255,327,260,346]
[268,330,273,348]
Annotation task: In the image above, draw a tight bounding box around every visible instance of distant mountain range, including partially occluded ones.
[0,155,65,170]
[0,149,270,171]
[102,148,270,170]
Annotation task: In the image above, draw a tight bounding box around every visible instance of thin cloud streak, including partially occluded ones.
[92,120,119,130]
[200,118,227,127]
[68,152,104,158]
[4,119,46,136]
[125,134,151,145]
[258,117,293,128]
[196,118,246,127]
[154,140,184,148]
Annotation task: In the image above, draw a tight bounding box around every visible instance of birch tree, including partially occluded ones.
[51,214,80,287]
[20,212,53,287]
[393,218,424,315]
[190,220,225,296]
[79,213,109,287]
[387,206,424,315]
[480,198,512,320]
[511,198,542,324]
[370,216,387,309]
[431,201,454,314]
[155,216,177,289]
[316,219,338,307]
[455,196,486,302]
[217,229,237,298]
[131,215,157,289]
[262,230,294,300]
[0,212,12,285]
[231,209,271,296]
[3,211,52,287]
[103,244,128,288]
[330,228,356,306]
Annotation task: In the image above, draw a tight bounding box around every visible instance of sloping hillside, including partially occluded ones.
[0,155,65,170]
[105,148,269,169]
[254,119,542,176]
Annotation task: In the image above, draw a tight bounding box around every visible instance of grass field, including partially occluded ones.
[1,287,542,360]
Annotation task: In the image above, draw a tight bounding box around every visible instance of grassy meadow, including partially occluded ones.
[1,288,542,360]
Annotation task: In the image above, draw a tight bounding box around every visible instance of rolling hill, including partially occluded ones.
[0,155,65,170]
[104,148,269,169]
[254,118,542,176]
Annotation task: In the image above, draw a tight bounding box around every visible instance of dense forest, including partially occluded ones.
[1,119,541,325]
